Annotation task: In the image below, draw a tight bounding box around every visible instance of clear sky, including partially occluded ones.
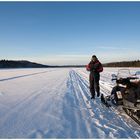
[0,2,140,65]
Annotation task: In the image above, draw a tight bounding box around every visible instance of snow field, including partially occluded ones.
[0,68,140,138]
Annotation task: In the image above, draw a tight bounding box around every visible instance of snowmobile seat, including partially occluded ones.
[130,80,140,85]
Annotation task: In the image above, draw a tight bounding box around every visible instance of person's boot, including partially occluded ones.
[91,96,95,99]
[91,93,95,99]
[97,92,100,97]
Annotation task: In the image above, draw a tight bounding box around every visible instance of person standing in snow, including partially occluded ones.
[86,55,103,99]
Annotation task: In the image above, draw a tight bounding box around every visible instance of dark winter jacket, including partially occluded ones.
[86,60,103,74]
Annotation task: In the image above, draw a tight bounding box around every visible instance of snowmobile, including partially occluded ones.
[101,69,140,125]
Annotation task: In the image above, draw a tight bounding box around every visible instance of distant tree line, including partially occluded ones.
[103,60,140,67]
[0,60,49,68]
[0,59,140,68]
[0,60,85,68]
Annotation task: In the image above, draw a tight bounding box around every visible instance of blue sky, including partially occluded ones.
[0,2,140,65]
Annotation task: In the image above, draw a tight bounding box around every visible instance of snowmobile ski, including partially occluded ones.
[101,94,111,108]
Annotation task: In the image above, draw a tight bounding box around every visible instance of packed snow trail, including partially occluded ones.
[68,69,140,138]
[0,68,140,138]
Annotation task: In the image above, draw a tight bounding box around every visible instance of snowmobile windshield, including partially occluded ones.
[117,69,131,79]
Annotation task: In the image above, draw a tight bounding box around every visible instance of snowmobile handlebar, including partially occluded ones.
[111,78,117,81]
[112,77,138,85]
[116,78,130,85]
[112,76,138,81]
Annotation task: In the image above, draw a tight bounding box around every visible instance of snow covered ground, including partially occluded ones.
[0,67,140,138]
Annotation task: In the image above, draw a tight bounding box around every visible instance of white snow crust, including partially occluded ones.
[0,68,140,138]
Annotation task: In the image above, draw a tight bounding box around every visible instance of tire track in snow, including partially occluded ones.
[70,71,95,117]
[69,70,115,138]
[0,69,59,82]
[63,70,103,138]
[71,70,119,137]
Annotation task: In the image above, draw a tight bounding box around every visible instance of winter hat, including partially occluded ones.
[92,55,98,61]
[92,55,97,58]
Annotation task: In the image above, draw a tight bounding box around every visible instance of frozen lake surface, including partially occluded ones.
[0,67,140,138]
